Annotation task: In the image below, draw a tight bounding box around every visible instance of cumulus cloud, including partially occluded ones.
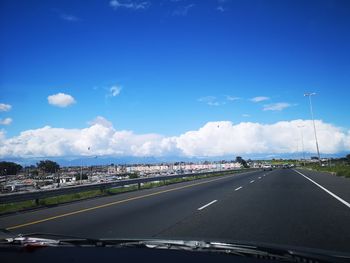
[110,0,150,10]
[48,93,76,108]
[0,103,12,112]
[250,96,270,102]
[0,118,349,158]
[198,96,221,106]
[175,120,350,157]
[88,116,113,128]
[109,85,122,97]
[263,102,292,111]
[0,118,12,125]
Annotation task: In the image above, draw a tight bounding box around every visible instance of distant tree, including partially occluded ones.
[74,173,88,180]
[129,173,139,179]
[0,161,22,175]
[37,160,60,174]
[235,156,248,168]
[346,154,350,164]
[235,156,243,163]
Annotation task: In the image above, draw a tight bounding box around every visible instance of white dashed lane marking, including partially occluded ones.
[198,200,218,211]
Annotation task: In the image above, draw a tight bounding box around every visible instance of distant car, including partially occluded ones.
[262,165,272,171]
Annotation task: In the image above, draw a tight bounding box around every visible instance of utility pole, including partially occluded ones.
[304,93,321,165]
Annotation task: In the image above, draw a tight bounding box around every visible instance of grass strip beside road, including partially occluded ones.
[0,169,253,215]
[305,164,350,178]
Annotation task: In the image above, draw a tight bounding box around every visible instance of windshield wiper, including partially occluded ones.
[1,234,349,263]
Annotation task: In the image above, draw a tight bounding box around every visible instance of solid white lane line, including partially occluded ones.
[250,180,255,183]
[293,169,350,209]
[198,200,218,211]
[235,186,243,191]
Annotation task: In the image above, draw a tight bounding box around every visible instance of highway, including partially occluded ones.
[0,168,349,253]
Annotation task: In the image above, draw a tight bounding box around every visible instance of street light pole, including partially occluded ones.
[304,92,321,165]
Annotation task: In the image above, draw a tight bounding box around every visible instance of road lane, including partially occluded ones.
[156,168,350,253]
[0,170,262,237]
[296,168,350,203]
[294,169,350,208]
[1,168,348,253]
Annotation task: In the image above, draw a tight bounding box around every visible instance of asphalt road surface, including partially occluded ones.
[1,169,349,253]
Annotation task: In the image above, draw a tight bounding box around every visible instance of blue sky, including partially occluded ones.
[0,0,350,158]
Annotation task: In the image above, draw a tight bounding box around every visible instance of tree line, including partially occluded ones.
[0,160,60,176]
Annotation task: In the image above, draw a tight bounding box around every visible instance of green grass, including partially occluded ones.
[0,169,254,214]
[38,190,104,206]
[0,200,38,214]
[305,164,350,178]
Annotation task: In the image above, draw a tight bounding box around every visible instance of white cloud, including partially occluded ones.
[175,120,350,157]
[60,14,80,22]
[0,118,12,125]
[263,102,292,111]
[88,116,113,128]
[48,93,76,108]
[110,85,122,97]
[217,0,229,12]
[110,0,150,10]
[250,96,270,102]
[198,96,221,106]
[0,118,349,158]
[217,6,225,12]
[173,4,195,16]
[0,103,12,112]
[226,96,240,101]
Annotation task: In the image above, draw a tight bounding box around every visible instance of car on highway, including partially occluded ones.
[262,164,272,171]
[282,164,290,169]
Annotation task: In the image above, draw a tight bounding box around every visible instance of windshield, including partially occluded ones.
[0,0,349,258]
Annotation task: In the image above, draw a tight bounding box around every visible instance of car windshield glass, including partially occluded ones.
[0,0,349,258]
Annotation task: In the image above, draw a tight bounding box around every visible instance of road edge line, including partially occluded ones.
[293,169,350,209]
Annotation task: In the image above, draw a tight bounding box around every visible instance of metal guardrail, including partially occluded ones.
[0,169,255,204]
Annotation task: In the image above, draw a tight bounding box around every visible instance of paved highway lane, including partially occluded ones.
[0,170,261,235]
[0,169,349,253]
[157,169,350,253]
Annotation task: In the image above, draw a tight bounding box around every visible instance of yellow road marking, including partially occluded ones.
[6,172,248,230]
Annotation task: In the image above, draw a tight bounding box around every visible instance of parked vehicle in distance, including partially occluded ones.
[262,164,272,171]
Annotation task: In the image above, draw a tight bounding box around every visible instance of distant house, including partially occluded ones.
[108,166,117,174]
